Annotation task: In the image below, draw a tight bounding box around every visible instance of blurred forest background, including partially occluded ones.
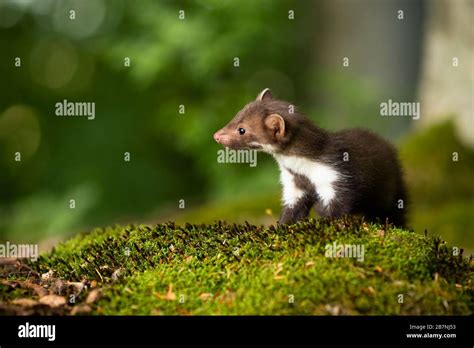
[0,0,472,251]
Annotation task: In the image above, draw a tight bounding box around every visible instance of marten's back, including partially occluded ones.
[324,128,407,226]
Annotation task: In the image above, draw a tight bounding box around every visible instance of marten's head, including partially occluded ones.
[213,88,297,153]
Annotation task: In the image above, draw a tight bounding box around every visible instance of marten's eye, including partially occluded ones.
[238,127,246,135]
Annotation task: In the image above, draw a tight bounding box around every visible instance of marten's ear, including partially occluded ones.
[256,88,272,102]
[264,114,285,139]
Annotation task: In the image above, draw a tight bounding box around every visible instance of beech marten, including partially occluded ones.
[213,88,407,227]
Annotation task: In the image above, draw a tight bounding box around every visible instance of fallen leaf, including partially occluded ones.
[325,304,342,315]
[86,289,101,304]
[177,308,191,315]
[363,286,375,295]
[39,295,66,308]
[216,290,237,304]
[24,280,48,297]
[199,293,213,301]
[67,281,85,295]
[165,284,176,300]
[156,284,176,301]
[70,304,91,315]
[12,298,38,307]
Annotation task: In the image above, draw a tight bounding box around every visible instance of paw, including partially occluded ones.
[278,217,293,225]
[278,212,297,225]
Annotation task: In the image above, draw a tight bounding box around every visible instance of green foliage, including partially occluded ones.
[2,218,471,315]
[0,0,314,241]
[400,120,474,251]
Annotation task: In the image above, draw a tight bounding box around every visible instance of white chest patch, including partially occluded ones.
[279,167,305,207]
[274,154,340,207]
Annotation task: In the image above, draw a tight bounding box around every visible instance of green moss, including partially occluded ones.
[0,217,469,315]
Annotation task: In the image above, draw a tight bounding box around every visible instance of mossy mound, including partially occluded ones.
[1,217,472,315]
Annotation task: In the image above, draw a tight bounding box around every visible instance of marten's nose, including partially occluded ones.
[213,131,222,143]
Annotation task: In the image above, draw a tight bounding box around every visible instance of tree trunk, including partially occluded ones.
[418,0,473,146]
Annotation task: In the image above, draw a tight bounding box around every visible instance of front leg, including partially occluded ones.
[279,193,315,224]
[278,168,315,224]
